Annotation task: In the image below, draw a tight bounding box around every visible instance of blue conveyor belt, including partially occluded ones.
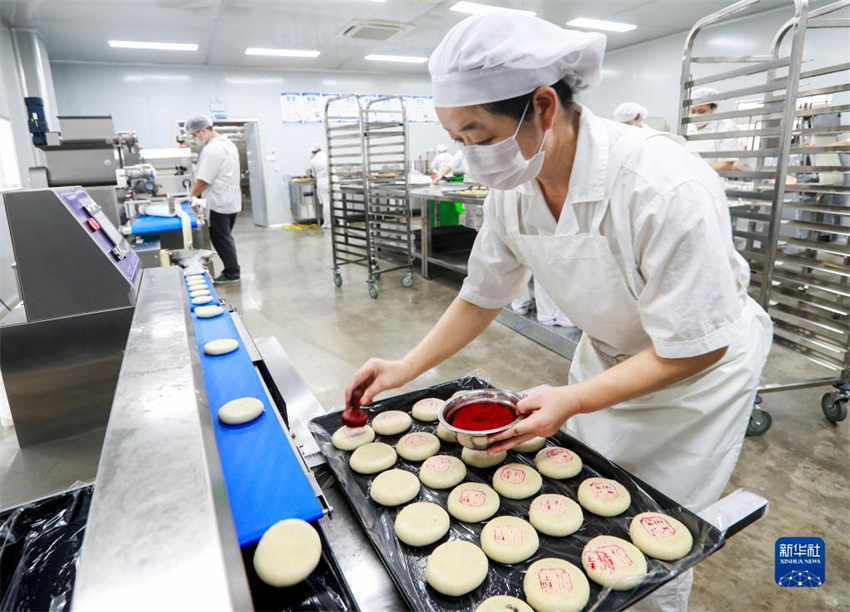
[131,203,198,235]
[185,274,323,546]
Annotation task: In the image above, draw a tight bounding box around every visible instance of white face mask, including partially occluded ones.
[461,101,549,190]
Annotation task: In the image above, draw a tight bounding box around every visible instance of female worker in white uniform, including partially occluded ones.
[346,13,773,610]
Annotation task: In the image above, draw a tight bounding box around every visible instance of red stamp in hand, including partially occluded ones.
[541,497,567,515]
[493,525,523,546]
[459,489,486,507]
[499,467,527,484]
[640,515,677,538]
[590,481,620,498]
[586,545,633,575]
[538,568,574,594]
[425,456,451,472]
[547,448,575,463]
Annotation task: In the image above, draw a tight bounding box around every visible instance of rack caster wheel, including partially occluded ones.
[333,272,343,287]
[746,407,772,437]
[401,272,414,288]
[368,283,379,299]
[821,393,848,423]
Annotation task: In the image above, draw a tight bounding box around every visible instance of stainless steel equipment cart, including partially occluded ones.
[678,0,850,435]
[324,94,414,298]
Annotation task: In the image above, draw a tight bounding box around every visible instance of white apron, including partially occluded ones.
[502,130,773,511]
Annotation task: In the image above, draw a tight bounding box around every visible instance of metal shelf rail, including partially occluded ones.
[323,94,414,298]
[678,0,850,435]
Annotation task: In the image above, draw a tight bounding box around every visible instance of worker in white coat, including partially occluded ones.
[309,143,330,229]
[346,13,773,611]
[687,87,742,171]
[430,144,454,175]
[613,101,649,128]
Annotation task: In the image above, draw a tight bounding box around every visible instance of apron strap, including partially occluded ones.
[503,189,522,236]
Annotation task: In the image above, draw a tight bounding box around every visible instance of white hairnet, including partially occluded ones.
[691,87,719,104]
[436,144,448,153]
[185,115,212,133]
[311,142,322,152]
[613,102,648,123]
[429,12,606,108]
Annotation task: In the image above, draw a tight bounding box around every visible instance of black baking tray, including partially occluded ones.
[308,376,727,612]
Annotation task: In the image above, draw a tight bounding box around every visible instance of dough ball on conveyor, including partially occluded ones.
[475,595,533,612]
[629,512,693,561]
[349,442,396,474]
[396,431,440,461]
[217,397,264,425]
[534,446,582,479]
[461,448,506,468]
[332,425,375,451]
[447,482,500,522]
[411,397,443,422]
[480,515,539,564]
[195,305,224,319]
[577,477,631,517]
[190,289,211,298]
[582,535,648,590]
[187,277,206,286]
[203,338,238,356]
[372,410,412,436]
[523,558,590,612]
[369,469,420,506]
[492,464,542,500]
[528,494,583,537]
[513,436,546,453]
[436,422,458,442]
[253,519,321,587]
[394,501,450,547]
[425,540,489,597]
[192,295,214,305]
[418,455,466,489]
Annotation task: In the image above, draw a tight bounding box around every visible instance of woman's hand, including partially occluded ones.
[486,386,583,454]
[345,358,414,407]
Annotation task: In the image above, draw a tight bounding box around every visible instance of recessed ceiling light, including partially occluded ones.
[245,48,321,58]
[365,54,428,64]
[450,1,536,17]
[109,40,198,51]
[567,17,637,33]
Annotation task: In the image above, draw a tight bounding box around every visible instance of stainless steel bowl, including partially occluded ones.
[438,389,522,450]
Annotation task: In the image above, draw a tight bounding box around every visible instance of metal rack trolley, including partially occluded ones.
[679,0,850,435]
[324,94,414,299]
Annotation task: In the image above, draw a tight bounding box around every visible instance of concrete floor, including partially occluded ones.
[219,217,849,611]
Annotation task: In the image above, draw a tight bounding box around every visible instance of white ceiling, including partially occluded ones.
[1,0,794,73]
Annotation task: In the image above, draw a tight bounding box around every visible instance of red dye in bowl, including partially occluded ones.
[449,402,516,431]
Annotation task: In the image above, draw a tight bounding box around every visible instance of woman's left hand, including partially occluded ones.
[486,386,583,454]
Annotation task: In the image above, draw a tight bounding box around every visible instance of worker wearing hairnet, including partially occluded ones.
[186,115,242,284]
[613,101,649,127]
[346,15,773,610]
[687,87,742,171]
[430,144,454,175]
[310,143,331,229]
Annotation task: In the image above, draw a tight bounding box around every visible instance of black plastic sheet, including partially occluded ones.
[0,486,92,612]
[309,376,726,612]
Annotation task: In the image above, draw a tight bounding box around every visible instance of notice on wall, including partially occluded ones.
[282,91,438,124]
[301,92,324,123]
[281,92,303,123]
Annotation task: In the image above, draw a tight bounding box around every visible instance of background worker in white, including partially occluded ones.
[687,87,742,171]
[613,101,649,128]
[430,144,454,176]
[346,13,772,612]
[309,143,330,229]
[186,115,242,283]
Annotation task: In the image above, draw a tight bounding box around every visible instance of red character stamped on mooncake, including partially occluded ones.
[585,545,633,575]
[539,568,574,594]
[640,515,677,538]
[499,467,527,484]
[547,448,575,464]
[589,481,620,498]
[459,489,486,507]
[425,456,451,472]
[493,525,523,546]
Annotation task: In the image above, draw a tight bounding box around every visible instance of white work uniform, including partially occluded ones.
[195,135,242,214]
[431,151,454,173]
[687,118,740,163]
[310,150,330,227]
[462,106,772,506]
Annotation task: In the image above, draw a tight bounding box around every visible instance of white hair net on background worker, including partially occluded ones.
[686,86,742,171]
[184,114,213,134]
[436,144,448,153]
[613,101,649,126]
[346,13,773,612]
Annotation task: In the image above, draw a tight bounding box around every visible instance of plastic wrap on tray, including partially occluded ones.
[0,486,93,612]
[309,376,726,612]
